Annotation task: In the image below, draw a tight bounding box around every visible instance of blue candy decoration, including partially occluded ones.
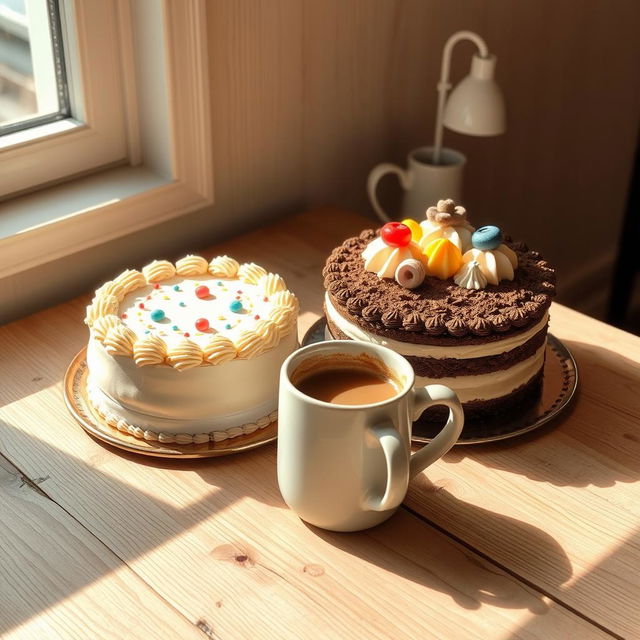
[150,309,165,322]
[173,285,180,291]
[229,300,243,313]
[472,225,503,251]
[225,323,232,330]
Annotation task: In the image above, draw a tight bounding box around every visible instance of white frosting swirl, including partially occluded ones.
[114,269,146,295]
[362,237,425,279]
[91,314,120,341]
[133,334,167,367]
[418,221,475,253]
[203,335,237,365]
[259,273,287,296]
[236,330,264,359]
[454,260,488,290]
[462,244,518,285]
[104,324,137,357]
[175,255,209,276]
[209,255,239,278]
[86,294,119,325]
[143,260,176,283]
[166,339,204,371]
[238,263,268,284]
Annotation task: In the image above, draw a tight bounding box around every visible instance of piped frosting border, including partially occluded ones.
[85,255,299,371]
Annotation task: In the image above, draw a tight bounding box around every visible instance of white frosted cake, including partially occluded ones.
[84,255,299,443]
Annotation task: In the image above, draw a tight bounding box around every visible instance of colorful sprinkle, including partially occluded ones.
[138,303,145,309]
[173,285,180,291]
[195,318,209,332]
[195,285,210,299]
[172,325,179,331]
[150,309,165,322]
[121,313,127,319]
[144,330,150,334]
[146,295,152,300]
[163,296,170,300]
[229,300,243,313]
[179,301,186,307]
[237,290,243,294]
[225,323,232,330]
[217,281,223,286]
[254,314,260,320]
[154,283,160,289]
[184,332,190,338]
[263,297,269,302]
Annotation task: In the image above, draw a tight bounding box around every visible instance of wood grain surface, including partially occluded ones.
[0,210,636,639]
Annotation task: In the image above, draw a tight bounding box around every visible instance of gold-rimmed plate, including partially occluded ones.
[303,318,578,445]
[63,348,277,458]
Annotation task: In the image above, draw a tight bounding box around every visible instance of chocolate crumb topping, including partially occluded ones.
[324,228,555,341]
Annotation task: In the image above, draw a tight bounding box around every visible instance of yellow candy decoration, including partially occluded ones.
[424,238,462,280]
[401,218,422,242]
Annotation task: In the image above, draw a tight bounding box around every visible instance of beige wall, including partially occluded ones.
[2,0,639,323]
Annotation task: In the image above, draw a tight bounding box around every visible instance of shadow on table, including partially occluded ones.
[307,489,571,614]
[445,340,640,488]
[0,419,284,636]
[508,527,640,640]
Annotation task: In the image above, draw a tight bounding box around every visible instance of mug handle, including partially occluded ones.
[362,425,409,512]
[367,163,412,223]
[409,384,464,478]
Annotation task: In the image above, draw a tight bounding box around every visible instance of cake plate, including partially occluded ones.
[63,348,278,459]
[302,318,578,445]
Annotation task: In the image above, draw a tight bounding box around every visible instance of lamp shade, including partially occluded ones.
[443,54,506,136]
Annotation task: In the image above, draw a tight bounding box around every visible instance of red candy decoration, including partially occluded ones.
[195,317,209,332]
[138,303,145,309]
[154,283,160,289]
[254,314,260,320]
[195,285,210,299]
[381,222,411,248]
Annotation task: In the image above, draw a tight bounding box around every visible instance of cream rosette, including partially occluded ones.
[362,237,425,279]
[461,244,518,286]
[143,260,176,283]
[418,199,475,253]
[209,255,239,278]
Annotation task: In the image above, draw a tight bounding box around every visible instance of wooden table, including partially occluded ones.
[1,210,638,640]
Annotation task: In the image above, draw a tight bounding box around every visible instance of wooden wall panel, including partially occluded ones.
[2,0,639,323]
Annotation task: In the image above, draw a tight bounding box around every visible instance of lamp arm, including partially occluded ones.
[432,31,489,165]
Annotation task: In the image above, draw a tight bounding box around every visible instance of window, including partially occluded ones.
[0,0,70,136]
[0,0,213,281]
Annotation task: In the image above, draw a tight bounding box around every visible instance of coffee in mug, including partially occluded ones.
[277,341,464,532]
[292,353,400,405]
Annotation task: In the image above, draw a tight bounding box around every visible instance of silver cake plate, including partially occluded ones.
[301,318,578,445]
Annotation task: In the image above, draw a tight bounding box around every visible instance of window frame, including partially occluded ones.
[0,0,213,279]
[0,0,130,196]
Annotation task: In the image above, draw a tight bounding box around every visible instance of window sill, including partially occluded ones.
[0,165,213,279]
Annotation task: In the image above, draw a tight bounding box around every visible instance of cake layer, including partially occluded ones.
[325,321,544,403]
[417,370,544,423]
[326,293,548,360]
[87,329,297,433]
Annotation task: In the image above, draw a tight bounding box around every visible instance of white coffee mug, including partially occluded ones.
[277,340,464,532]
[367,146,466,223]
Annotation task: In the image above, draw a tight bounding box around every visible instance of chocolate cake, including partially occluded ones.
[322,199,556,424]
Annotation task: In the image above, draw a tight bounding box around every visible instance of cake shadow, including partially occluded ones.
[441,339,640,488]
[305,496,571,614]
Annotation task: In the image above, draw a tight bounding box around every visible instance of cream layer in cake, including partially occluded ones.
[84,256,299,442]
[325,294,545,403]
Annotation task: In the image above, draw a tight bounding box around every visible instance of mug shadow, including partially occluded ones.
[305,487,571,614]
[444,339,640,488]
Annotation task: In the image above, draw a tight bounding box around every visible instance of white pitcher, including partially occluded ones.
[367,146,466,223]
